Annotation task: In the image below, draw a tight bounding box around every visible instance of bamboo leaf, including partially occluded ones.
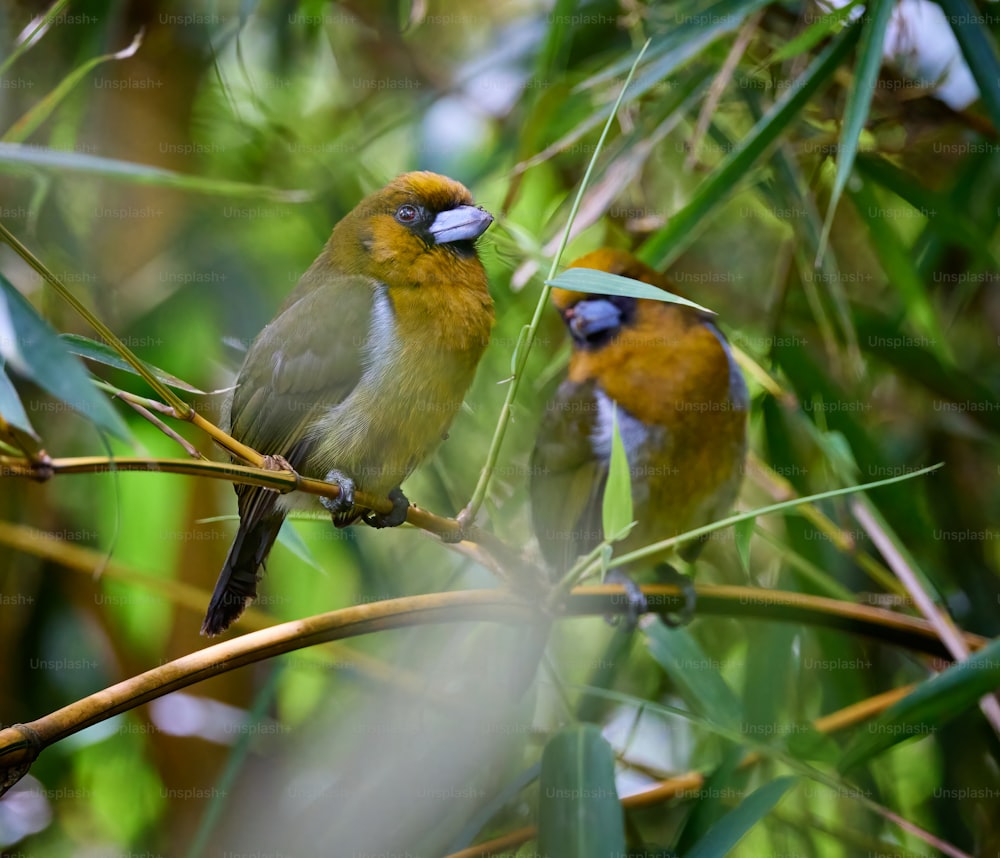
[602,406,634,540]
[538,725,625,858]
[0,143,311,201]
[584,0,773,88]
[645,622,744,731]
[817,0,896,260]
[840,637,1000,772]
[0,0,72,77]
[0,359,38,439]
[546,268,715,314]
[765,0,861,65]
[640,21,863,270]
[61,334,205,394]
[937,0,1000,132]
[3,31,144,143]
[0,273,130,440]
[847,180,951,364]
[685,777,797,858]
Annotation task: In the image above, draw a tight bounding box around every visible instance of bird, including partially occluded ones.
[201,172,495,636]
[530,247,748,622]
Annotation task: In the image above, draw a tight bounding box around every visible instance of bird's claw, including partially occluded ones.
[656,563,696,627]
[320,469,356,516]
[363,486,409,529]
[262,454,293,472]
[607,569,648,632]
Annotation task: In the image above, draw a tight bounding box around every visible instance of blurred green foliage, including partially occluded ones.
[1,0,999,856]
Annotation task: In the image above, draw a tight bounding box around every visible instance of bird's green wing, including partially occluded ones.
[228,274,375,463]
[530,378,608,574]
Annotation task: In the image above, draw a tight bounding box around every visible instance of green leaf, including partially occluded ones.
[61,334,205,394]
[0,358,38,439]
[854,154,998,267]
[0,143,311,201]
[535,0,576,79]
[584,0,772,89]
[3,31,143,143]
[847,180,951,364]
[640,20,864,270]
[817,0,896,260]
[538,725,625,858]
[737,85,861,368]
[0,273,130,441]
[278,519,326,574]
[532,0,763,173]
[855,309,1000,434]
[685,776,797,858]
[937,0,1000,132]
[734,516,755,574]
[786,726,842,765]
[644,621,744,731]
[546,268,715,315]
[840,636,1000,772]
[765,0,861,65]
[674,747,747,854]
[602,406,634,541]
[0,0,72,77]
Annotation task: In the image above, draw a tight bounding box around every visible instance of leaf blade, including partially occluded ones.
[640,20,864,270]
[602,406,635,540]
[0,273,130,441]
[817,0,896,259]
[0,143,311,201]
[538,724,625,858]
[0,358,38,439]
[61,334,205,394]
[937,0,1000,132]
[645,622,744,731]
[840,636,1000,772]
[685,776,797,858]
[546,268,715,314]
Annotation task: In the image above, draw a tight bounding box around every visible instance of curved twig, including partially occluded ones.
[0,584,986,797]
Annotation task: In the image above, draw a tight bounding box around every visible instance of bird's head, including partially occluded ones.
[328,171,493,288]
[551,249,676,351]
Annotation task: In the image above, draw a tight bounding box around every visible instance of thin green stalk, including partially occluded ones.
[461,38,651,523]
[0,223,190,416]
[612,464,944,569]
[0,0,72,77]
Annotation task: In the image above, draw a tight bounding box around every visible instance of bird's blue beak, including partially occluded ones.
[429,205,493,245]
[567,298,622,340]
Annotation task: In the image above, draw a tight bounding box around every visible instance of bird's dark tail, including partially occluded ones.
[201,512,284,636]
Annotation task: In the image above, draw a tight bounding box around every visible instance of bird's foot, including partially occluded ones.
[319,469,356,520]
[607,568,648,632]
[262,454,293,472]
[655,562,696,627]
[363,486,409,529]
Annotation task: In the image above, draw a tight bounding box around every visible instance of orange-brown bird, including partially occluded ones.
[202,172,494,635]
[531,248,747,618]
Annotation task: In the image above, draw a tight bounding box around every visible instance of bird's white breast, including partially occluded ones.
[591,388,650,465]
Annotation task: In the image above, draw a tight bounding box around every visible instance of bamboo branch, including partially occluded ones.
[0,584,986,797]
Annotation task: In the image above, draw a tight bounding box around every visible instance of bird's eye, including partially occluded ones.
[395,204,419,224]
